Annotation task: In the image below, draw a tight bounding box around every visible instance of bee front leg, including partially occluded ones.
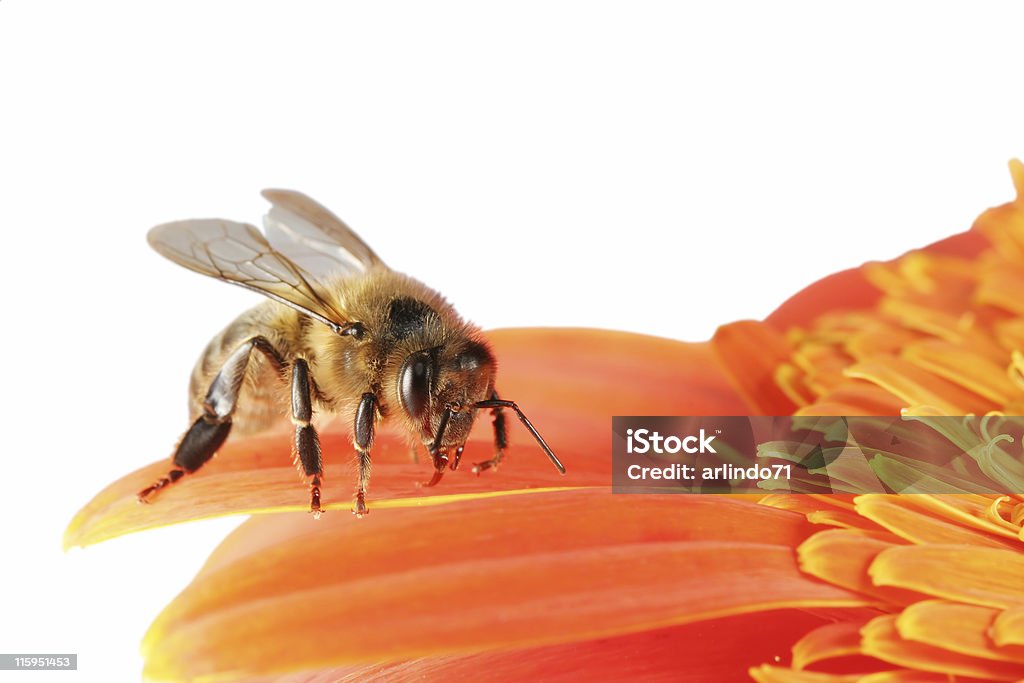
[138,337,285,502]
[352,392,377,517]
[472,390,507,474]
[291,359,323,518]
[448,445,465,471]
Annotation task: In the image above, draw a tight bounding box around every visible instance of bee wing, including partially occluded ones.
[148,218,351,332]
[260,189,386,278]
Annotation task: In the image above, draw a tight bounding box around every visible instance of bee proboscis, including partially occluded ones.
[137,190,564,517]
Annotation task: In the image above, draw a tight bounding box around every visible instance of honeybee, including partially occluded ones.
[137,190,564,517]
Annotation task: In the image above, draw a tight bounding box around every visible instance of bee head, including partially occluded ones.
[397,340,495,448]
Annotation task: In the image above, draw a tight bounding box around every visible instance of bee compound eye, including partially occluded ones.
[455,341,492,372]
[399,352,432,420]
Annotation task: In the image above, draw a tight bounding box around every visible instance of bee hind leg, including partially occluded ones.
[137,336,284,504]
[291,359,324,518]
[138,414,233,501]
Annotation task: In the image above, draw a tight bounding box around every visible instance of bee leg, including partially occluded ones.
[137,413,233,500]
[472,391,507,474]
[472,396,566,475]
[352,392,378,517]
[291,359,323,518]
[424,407,454,486]
[448,445,465,471]
[138,337,285,503]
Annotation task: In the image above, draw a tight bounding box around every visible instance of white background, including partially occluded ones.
[1,2,1023,681]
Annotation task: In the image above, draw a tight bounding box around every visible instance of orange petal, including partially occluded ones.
[764,230,987,332]
[759,494,856,515]
[860,671,987,683]
[972,159,1024,261]
[994,607,1024,647]
[854,495,1021,550]
[861,669,997,683]
[791,616,875,670]
[64,431,596,549]
[861,614,1024,681]
[899,495,1023,543]
[976,266,1024,317]
[712,320,799,414]
[877,297,1007,361]
[797,530,922,607]
[760,494,878,531]
[753,669,994,683]
[843,357,996,414]
[750,665,859,683]
[765,269,879,333]
[805,510,885,532]
[863,251,982,308]
[487,328,748,426]
[796,381,910,417]
[272,609,834,683]
[896,600,1024,664]
[66,327,746,548]
[870,545,1024,608]
[902,339,1017,404]
[142,490,866,681]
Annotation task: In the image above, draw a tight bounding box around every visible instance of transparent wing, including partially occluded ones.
[148,218,350,333]
[260,188,385,278]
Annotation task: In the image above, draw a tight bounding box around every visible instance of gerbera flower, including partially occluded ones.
[67,161,1024,682]
[740,163,1024,682]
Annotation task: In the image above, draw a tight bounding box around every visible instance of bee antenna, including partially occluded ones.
[473,400,566,474]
